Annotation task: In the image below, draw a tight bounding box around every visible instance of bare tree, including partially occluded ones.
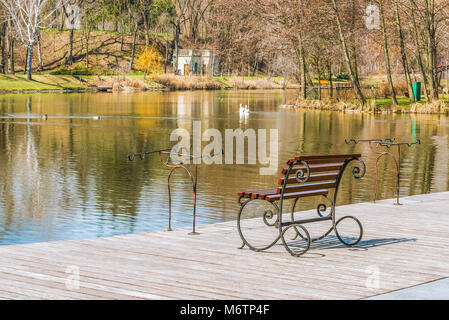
[330,0,366,106]
[173,0,189,74]
[394,0,414,103]
[0,0,66,80]
[378,0,398,107]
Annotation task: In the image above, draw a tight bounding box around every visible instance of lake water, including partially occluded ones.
[0,90,448,245]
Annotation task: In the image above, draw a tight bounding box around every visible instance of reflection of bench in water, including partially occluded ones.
[237,154,367,257]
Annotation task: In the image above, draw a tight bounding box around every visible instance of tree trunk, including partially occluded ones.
[37,30,43,72]
[165,31,169,73]
[327,61,333,98]
[394,0,414,103]
[379,0,398,107]
[67,28,74,65]
[424,0,438,99]
[0,23,6,74]
[24,47,29,75]
[8,28,14,75]
[331,0,366,106]
[85,31,90,68]
[174,24,180,74]
[102,1,105,31]
[318,71,322,100]
[59,10,65,31]
[410,8,431,102]
[120,18,125,51]
[27,45,33,80]
[129,28,137,71]
[299,45,307,100]
[350,0,359,84]
[144,14,150,48]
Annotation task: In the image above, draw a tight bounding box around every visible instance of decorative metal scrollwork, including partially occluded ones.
[237,199,281,252]
[263,209,278,227]
[317,195,334,217]
[334,216,363,247]
[317,203,327,217]
[280,224,311,257]
[345,138,420,205]
[351,158,366,179]
[295,160,311,183]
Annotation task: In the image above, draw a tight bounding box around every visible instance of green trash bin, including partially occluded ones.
[413,82,421,101]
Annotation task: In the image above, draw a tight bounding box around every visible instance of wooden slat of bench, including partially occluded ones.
[238,188,277,199]
[251,188,278,199]
[238,190,256,197]
[278,172,339,185]
[286,154,362,165]
[276,181,336,194]
[265,189,328,202]
[282,163,344,175]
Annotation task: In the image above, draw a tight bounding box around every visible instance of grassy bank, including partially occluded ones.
[0,73,166,93]
[0,74,89,92]
[288,96,449,114]
[0,73,295,93]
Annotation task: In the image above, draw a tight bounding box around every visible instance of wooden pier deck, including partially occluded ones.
[0,192,448,300]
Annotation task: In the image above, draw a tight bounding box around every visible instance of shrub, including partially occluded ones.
[135,46,163,78]
[49,63,94,75]
[336,72,350,81]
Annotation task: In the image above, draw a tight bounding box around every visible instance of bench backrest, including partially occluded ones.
[277,154,362,195]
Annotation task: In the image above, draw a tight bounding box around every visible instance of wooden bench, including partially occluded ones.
[237,154,366,257]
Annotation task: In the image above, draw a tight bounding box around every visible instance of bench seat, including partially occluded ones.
[238,180,336,202]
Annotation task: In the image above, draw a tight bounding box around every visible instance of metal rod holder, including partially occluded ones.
[345,138,421,205]
[128,146,222,235]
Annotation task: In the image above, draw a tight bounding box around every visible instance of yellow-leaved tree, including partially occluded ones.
[135,46,163,79]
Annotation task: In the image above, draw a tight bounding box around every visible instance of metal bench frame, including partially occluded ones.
[237,154,366,257]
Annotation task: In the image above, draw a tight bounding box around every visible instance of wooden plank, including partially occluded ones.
[279,172,340,185]
[276,181,336,194]
[282,163,343,175]
[287,154,362,165]
[265,189,328,202]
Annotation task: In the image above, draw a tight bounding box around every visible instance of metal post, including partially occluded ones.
[189,164,200,235]
[128,147,222,235]
[345,138,420,205]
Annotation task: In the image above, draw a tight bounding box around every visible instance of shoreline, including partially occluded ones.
[281,98,449,115]
[0,74,299,94]
[0,86,289,94]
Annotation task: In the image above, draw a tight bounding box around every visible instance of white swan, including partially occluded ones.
[239,104,250,115]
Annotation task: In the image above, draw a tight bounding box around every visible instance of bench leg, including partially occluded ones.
[237,198,281,252]
[280,224,311,257]
[334,216,363,247]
